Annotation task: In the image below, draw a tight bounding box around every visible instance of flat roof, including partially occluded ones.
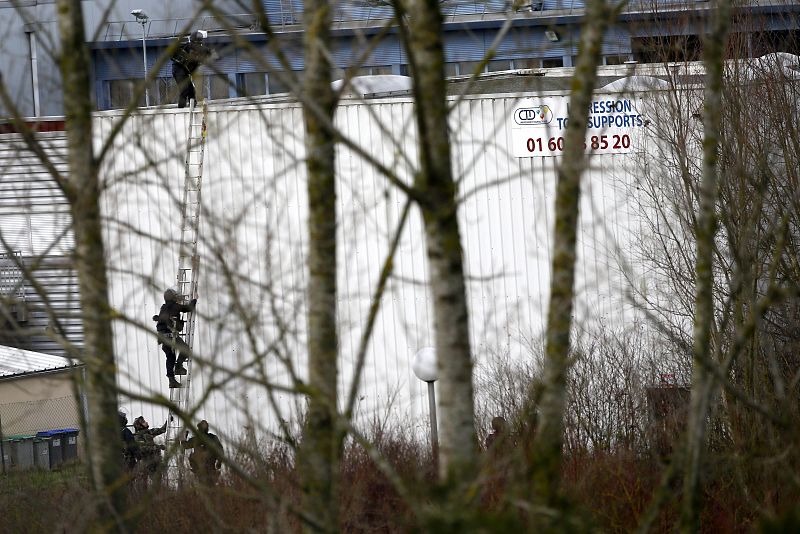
[0,345,79,380]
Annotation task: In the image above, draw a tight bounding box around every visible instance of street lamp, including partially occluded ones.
[131,9,149,107]
[412,347,438,462]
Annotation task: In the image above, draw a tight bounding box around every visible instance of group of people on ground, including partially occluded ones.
[120,410,224,486]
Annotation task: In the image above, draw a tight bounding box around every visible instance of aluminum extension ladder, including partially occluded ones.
[164,100,208,480]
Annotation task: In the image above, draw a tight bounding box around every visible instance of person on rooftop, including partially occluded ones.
[171,30,214,108]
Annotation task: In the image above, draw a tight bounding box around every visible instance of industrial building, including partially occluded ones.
[0,65,672,440]
[0,0,797,444]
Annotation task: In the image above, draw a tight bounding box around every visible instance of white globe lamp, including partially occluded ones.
[412,346,438,382]
[413,347,439,461]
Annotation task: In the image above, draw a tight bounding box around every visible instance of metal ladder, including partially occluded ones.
[164,100,208,475]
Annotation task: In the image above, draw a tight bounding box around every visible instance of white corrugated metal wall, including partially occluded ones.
[96,92,652,442]
[0,132,82,357]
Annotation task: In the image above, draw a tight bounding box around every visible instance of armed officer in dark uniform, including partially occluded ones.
[133,415,168,481]
[171,30,213,108]
[181,420,224,486]
[154,288,197,388]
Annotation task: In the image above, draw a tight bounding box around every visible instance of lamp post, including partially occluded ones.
[131,9,150,107]
[412,347,438,462]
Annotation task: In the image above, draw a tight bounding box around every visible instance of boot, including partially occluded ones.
[174,364,188,375]
[168,376,182,388]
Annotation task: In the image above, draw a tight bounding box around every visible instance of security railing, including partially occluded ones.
[0,251,26,322]
[99,0,748,42]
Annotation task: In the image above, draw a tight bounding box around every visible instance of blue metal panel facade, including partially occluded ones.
[603,26,633,54]
[331,35,403,67]
[494,27,573,59]
[95,48,149,80]
[443,31,487,62]
[91,21,637,108]
[206,48,238,75]
[232,43,304,72]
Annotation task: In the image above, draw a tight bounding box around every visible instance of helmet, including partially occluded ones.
[190,30,204,43]
[164,288,178,302]
[197,420,209,433]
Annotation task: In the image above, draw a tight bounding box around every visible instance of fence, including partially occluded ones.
[0,395,82,473]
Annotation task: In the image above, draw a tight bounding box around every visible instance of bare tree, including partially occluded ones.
[623,6,800,529]
[297,1,342,531]
[680,1,733,529]
[55,0,127,528]
[394,0,479,491]
[529,0,623,515]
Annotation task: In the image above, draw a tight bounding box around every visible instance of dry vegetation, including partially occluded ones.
[3,414,799,533]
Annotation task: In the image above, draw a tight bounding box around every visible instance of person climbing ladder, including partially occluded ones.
[154,288,197,388]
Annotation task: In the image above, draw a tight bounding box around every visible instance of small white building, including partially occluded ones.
[0,344,84,439]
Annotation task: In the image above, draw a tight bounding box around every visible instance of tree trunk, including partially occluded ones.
[401,0,478,486]
[680,0,731,531]
[529,0,612,512]
[298,1,340,531]
[55,0,127,529]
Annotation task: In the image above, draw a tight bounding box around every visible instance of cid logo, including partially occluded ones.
[514,105,553,125]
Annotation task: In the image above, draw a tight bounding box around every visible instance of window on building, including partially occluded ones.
[542,57,565,68]
[369,65,393,75]
[458,61,486,76]
[750,29,800,56]
[603,55,632,65]
[443,63,458,77]
[515,58,542,69]
[153,78,177,104]
[206,74,231,100]
[238,72,266,97]
[632,35,702,64]
[487,60,513,72]
[267,72,292,94]
[109,78,182,108]
[109,79,145,109]
[329,65,392,82]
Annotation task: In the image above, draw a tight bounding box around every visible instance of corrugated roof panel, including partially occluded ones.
[0,344,76,379]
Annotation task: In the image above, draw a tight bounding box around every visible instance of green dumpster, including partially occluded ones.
[5,434,35,470]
